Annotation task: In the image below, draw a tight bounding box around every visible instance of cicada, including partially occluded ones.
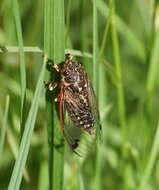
[46,54,101,154]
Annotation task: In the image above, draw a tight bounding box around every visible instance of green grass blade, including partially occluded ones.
[79,0,92,77]
[38,140,49,190]
[109,1,129,188]
[0,95,10,161]
[7,130,30,182]
[44,0,65,190]
[12,0,26,134]
[98,0,109,115]
[97,0,146,62]
[0,46,43,53]
[109,0,126,146]
[38,159,49,190]
[7,55,47,190]
[146,29,159,107]
[0,46,92,58]
[65,49,92,58]
[92,1,102,190]
[93,0,99,94]
[138,123,159,190]
[99,13,111,60]
[66,0,72,44]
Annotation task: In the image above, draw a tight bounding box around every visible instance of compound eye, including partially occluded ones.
[77,61,82,67]
[74,62,82,70]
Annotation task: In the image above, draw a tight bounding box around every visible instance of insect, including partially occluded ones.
[46,54,101,154]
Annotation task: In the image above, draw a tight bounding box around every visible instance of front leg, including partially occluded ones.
[44,81,59,91]
[53,64,61,72]
[45,81,61,102]
[46,57,54,72]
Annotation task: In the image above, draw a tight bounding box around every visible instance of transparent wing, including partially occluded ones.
[85,74,102,140]
[63,100,98,156]
[63,109,82,155]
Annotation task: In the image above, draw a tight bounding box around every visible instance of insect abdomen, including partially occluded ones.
[64,92,95,131]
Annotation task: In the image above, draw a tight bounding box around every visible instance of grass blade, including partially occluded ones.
[79,0,92,77]
[138,123,159,190]
[44,0,65,190]
[93,0,99,94]
[7,130,30,182]
[146,29,159,108]
[99,13,111,60]
[92,1,102,190]
[7,55,46,190]
[0,95,10,161]
[109,0,126,147]
[0,46,92,58]
[66,0,72,44]
[12,0,26,135]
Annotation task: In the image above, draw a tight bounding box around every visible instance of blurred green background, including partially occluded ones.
[1,0,159,190]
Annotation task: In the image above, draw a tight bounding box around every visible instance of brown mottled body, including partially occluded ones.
[59,55,95,134]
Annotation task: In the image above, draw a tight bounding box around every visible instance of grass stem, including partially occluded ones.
[44,0,65,189]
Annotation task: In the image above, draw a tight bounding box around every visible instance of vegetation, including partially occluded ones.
[0,0,159,189]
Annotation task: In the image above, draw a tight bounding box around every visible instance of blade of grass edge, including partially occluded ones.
[7,55,47,190]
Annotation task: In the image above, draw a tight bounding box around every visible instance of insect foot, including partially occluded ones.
[54,97,60,102]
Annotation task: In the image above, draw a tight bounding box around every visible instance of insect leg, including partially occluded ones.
[46,57,54,64]
[44,81,59,91]
[54,96,60,102]
[53,64,61,72]
[65,53,73,61]
[45,57,54,72]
